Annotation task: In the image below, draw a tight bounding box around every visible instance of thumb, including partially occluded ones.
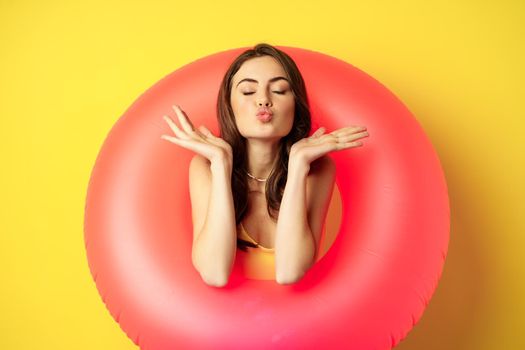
[310,127,326,138]
[199,125,214,137]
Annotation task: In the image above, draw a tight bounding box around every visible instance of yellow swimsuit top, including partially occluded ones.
[236,222,275,280]
[236,222,326,280]
[238,222,275,253]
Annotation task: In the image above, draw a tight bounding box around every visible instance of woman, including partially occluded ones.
[161,43,369,287]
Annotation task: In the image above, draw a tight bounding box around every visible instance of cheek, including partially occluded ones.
[280,103,295,134]
[283,100,295,122]
[231,96,250,115]
[233,100,250,119]
[285,100,295,115]
[231,100,252,133]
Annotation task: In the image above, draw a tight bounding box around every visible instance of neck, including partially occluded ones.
[246,138,280,180]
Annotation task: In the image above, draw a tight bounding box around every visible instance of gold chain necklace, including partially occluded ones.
[246,171,267,182]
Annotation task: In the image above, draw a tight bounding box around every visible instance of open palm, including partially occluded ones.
[290,125,369,165]
[160,105,232,162]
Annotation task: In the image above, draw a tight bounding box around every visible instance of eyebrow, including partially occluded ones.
[236,76,289,88]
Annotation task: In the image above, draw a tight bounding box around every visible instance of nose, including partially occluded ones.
[256,92,272,107]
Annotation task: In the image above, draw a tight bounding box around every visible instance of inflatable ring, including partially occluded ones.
[84,45,450,349]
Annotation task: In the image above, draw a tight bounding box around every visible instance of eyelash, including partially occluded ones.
[242,91,286,95]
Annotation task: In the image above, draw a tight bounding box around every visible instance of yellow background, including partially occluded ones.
[1,0,523,349]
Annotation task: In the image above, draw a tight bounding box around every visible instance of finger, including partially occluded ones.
[172,105,194,126]
[310,127,326,138]
[343,141,364,149]
[314,133,365,152]
[320,138,346,154]
[331,125,367,137]
[172,105,199,136]
[161,133,204,151]
[197,125,223,147]
[337,130,369,143]
[161,134,188,145]
[316,133,338,143]
[199,125,216,138]
[173,105,210,140]
[163,115,189,140]
[161,133,222,158]
[325,140,363,151]
[202,131,228,149]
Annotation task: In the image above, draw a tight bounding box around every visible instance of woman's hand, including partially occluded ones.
[290,125,369,167]
[160,105,233,164]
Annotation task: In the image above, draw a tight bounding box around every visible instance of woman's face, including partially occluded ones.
[230,56,295,140]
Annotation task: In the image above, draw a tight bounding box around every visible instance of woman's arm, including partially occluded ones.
[161,104,237,288]
[274,125,367,284]
[274,156,336,285]
[189,154,237,287]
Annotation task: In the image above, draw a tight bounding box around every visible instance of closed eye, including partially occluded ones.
[242,91,286,95]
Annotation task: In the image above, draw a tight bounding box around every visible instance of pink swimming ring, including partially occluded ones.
[84,45,450,349]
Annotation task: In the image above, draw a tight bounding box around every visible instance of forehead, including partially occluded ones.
[233,56,287,83]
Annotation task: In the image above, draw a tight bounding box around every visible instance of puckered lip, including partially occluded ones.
[256,107,273,116]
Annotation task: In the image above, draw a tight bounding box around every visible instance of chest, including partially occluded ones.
[240,190,276,249]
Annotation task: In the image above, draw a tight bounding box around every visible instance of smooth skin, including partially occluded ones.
[161,106,368,286]
[161,58,369,286]
[162,105,236,287]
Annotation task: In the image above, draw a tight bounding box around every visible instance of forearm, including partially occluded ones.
[274,158,316,284]
[192,158,237,287]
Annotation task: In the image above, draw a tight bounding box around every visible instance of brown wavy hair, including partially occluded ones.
[216,43,312,251]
